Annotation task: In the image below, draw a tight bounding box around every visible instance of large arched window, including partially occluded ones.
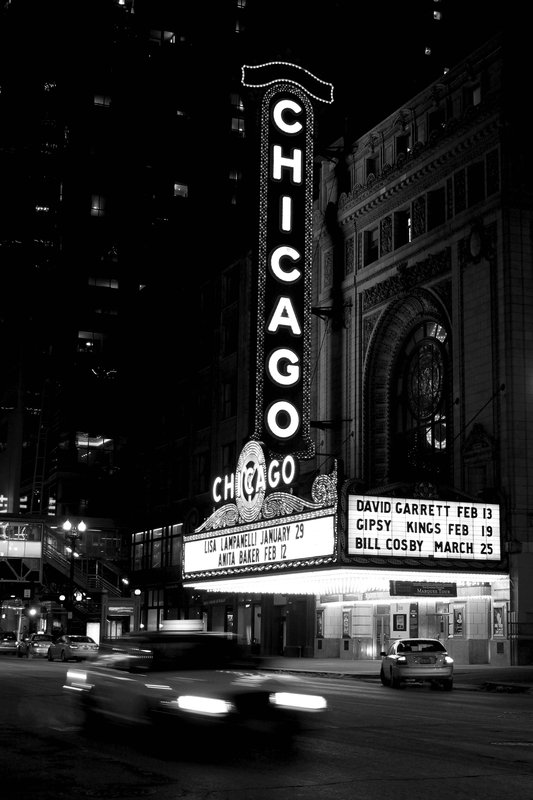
[391,320,451,483]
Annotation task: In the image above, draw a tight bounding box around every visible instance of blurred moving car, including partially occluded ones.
[63,632,327,748]
[0,631,18,655]
[48,634,99,662]
[380,638,454,690]
[17,632,55,658]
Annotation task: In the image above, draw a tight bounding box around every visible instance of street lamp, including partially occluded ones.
[62,519,86,631]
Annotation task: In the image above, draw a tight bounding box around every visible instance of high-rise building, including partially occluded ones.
[0,0,258,628]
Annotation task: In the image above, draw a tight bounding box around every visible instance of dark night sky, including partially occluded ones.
[242,0,510,144]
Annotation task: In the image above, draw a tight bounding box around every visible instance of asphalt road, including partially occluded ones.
[1,657,532,800]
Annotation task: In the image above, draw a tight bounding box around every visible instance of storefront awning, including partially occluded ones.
[183,567,508,596]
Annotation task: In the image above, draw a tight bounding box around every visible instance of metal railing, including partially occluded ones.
[42,540,122,597]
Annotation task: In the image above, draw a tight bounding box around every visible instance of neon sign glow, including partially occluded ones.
[242,63,333,459]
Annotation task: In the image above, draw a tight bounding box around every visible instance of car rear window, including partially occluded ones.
[400,640,446,653]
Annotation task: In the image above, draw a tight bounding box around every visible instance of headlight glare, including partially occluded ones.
[269,692,327,711]
[176,695,234,716]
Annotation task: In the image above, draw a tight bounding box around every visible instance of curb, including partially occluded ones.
[260,667,533,693]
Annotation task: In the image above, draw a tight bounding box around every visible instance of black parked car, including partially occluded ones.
[0,631,18,655]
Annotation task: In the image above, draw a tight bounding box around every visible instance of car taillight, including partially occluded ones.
[444,655,454,665]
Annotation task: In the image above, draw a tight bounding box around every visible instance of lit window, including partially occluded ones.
[91,194,106,217]
[173,182,189,198]
[229,168,242,182]
[394,209,411,248]
[237,0,247,8]
[464,84,481,108]
[230,93,244,111]
[231,116,245,136]
[77,331,105,353]
[94,94,111,107]
[88,277,119,289]
[75,433,114,467]
[149,29,175,45]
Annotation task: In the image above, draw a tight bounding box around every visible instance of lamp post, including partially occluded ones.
[62,519,86,632]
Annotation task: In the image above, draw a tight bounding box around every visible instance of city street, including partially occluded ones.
[1,658,532,800]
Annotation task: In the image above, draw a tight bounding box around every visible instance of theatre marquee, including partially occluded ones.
[348,495,501,561]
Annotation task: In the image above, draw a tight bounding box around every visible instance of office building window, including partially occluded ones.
[428,108,446,137]
[75,433,114,468]
[193,450,210,494]
[394,209,411,248]
[427,186,446,230]
[77,330,105,353]
[173,182,188,198]
[464,84,481,109]
[149,29,175,45]
[88,277,119,289]
[222,267,239,306]
[366,156,378,181]
[222,307,239,355]
[91,194,106,217]
[230,92,244,111]
[231,116,245,136]
[467,162,485,207]
[396,134,411,158]
[221,379,237,419]
[364,226,379,266]
[93,94,111,107]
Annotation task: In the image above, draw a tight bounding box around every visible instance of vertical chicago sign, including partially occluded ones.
[241,62,334,458]
[182,64,336,584]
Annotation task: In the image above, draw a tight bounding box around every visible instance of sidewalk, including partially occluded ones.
[257,656,533,693]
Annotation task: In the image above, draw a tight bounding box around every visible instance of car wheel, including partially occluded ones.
[47,649,54,661]
[380,666,390,686]
[442,678,453,691]
[61,650,67,662]
[391,668,402,689]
